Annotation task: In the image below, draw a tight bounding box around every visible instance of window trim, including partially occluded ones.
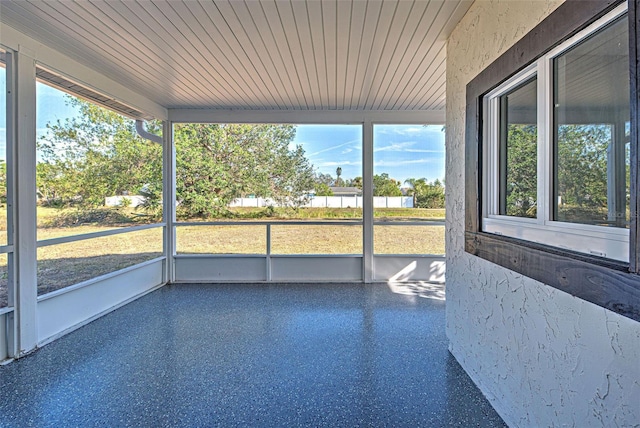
[482,5,630,262]
[465,0,640,322]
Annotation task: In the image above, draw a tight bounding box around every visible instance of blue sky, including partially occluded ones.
[293,124,444,185]
[0,76,445,185]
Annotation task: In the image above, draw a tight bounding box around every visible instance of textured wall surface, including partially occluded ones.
[445,1,640,426]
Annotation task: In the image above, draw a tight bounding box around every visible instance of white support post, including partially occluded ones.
[363,121,374,282]
[13,51,38,355]
[266,224,272,281]
[163,121,176,283]
[5,51,17,358]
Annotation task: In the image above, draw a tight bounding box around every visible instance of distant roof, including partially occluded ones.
[330,187,362,195]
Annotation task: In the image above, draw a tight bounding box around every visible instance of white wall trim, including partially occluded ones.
[168,109,445,124]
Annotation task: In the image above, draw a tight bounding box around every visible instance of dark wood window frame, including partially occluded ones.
[465,0,640,322]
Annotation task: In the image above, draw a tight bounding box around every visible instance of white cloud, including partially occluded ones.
[373,141,416,152]
[317,160,362,167]
[404,148,445,154]
[374,159,435,167]
[308,139,360,157]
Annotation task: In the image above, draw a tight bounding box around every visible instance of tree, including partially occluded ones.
[315,173,334,186]
[36,97,162,209]
[350,176,363,189]
[503,124,537,217]
[373,173,402,196]
[174,123,314,216]
[503,123,612,221]
[0,160,6,204]
[335,167,343,186]
[314,182,334,196]
[36,98,317,219]
[405,178,445,208]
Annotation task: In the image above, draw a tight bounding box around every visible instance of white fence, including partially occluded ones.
[229,196,413,208]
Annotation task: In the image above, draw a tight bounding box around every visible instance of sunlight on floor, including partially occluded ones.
[386,280,446,301]
[387,260,446,301]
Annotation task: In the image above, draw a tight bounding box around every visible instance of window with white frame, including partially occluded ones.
[482,4,629,262]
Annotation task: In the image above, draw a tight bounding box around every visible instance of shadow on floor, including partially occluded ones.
[0,282,505,427]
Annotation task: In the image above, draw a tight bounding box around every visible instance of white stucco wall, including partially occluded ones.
[445,1,640,426]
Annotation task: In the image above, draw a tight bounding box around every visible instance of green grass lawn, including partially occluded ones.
[0,206,446,307]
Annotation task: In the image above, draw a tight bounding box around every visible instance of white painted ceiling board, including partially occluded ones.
[0,0,472,114]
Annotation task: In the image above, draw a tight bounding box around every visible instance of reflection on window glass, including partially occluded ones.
[499,78,537,218]
[554,16,629,227]
[37,228,163,296]
[174,124,362,222]
[36,80,162,240]
[271,224,362,255]
[373,125,445,220]
[177,225,267,254]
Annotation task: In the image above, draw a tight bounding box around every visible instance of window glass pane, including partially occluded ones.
[373,125,445,219]
[174,124,362,222]
[499,77,537,218]
[372,125,445,255]
[36,80,163,240]
[554,15,629,227]
[174,124,363,255]
[37,228,163,297]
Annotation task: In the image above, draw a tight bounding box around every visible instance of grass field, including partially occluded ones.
[0,206,445,307]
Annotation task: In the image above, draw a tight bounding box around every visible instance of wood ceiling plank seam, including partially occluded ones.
[360,0,413,109]
[335,0,354,110]
[222,0,289,109]
[400,45,446,110]
[145,1,256,109]
[7,1,167,105]
[261,0,310,109]
[304,0,327,108]
[300,0,327,109]
[112,0,234,107]
[253,0,308,109]
[350,0,384,110]
[387,2,453,110]
[342,0,372,110]
[391,1,465,110]
[75,0,194,105]
[170,1,265,109]
[324,2,338,110]
[283,0,320,109]
[320,0,337,109]
[149,3,242,106]
[199,1,280,109]
[384,1,445,110]
[413,65,446,110]
[241,0,300,109]
[371,0,431,110]
[431,98,445,111]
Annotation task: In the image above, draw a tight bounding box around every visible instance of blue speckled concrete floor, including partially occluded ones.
[0,283,505,427]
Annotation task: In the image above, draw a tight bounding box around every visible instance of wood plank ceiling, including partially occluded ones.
[0,0,471,111]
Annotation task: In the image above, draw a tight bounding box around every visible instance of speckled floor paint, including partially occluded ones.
[0,283,506,427]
